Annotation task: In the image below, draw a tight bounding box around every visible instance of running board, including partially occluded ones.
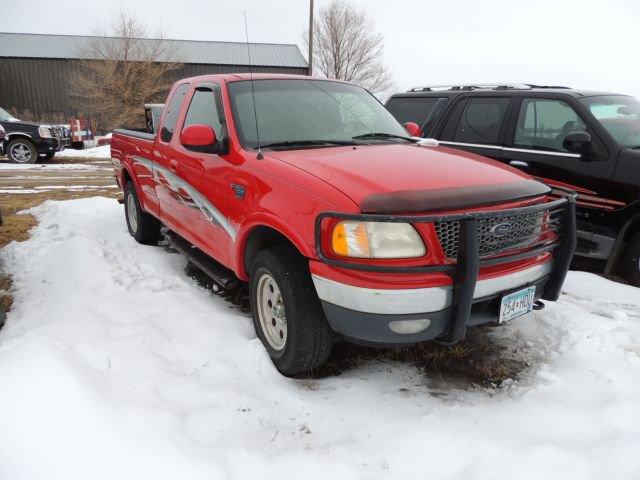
[164,231,238,290]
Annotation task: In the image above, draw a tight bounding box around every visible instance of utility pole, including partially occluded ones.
[308,0,314,76]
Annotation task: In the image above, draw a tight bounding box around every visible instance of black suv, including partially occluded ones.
[0,106,71,163]
[387,84,640,285]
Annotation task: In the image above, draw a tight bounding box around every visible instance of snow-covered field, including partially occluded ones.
[0,198,639,480]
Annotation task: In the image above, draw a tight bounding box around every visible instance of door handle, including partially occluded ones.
[509,160,529,168]
[169,159,178,172]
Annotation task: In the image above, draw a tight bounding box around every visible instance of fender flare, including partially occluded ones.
[234,214,313,280]
[605,210,640,274]
[119,160,149,214]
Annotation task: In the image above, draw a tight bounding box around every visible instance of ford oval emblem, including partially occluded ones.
[490,222,513,237]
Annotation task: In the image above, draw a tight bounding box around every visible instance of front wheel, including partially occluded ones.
[6,139,37,164]
[124,182,161,244]
[250,245,333,376]
[622,232,640,287]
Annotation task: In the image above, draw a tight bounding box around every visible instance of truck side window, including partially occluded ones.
[453,97,510,145]
[184,88,224,135]
[514,99,586,152]
[160,83,190,143]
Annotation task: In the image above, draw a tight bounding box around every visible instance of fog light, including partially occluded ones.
[388,319,431,335]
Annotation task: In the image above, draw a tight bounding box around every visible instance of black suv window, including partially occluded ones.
[453,97,510,144]
[386,97,445,127]
[184,87,224,135]
[160,83,190,143]
[514,98,586,152]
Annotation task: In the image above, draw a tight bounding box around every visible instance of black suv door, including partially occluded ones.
[437,96,512,161]
[502,97,615,194]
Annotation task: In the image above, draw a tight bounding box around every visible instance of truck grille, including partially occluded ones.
[435,210,547,259]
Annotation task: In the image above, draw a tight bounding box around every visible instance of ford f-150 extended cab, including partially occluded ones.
[111,74,576,376]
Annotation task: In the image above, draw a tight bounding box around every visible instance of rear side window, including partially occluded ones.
[514,99,586,152]
[386,97,445,127]
[183,87,225,135]
[160,83,190,143]
[453,97,511,144]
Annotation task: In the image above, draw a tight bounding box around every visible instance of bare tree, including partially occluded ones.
[70,11,182,131]
[306,1,394,97]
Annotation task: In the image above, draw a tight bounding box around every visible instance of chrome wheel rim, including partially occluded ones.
[256,273,287,351]
[10,143,32,163]
[126,194,138,233]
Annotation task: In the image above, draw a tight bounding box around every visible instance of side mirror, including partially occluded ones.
[403,122,422,137]
[563,131,591,154]
[181,124,217,149]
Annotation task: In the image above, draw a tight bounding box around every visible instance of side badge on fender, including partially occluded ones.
[231,184,246,200]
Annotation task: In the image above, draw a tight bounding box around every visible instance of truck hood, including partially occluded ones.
[266,144,549,213]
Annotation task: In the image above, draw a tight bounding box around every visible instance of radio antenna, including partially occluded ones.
[244,11,263,160]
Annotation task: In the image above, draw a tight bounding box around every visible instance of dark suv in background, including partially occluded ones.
[387,84,640,285]
[0,106,71,163]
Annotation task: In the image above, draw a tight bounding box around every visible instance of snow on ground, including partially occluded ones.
[56,145,111,159]
[0,198,639,480]
[0,163,107,171]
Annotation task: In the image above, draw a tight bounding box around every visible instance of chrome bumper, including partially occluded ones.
[312,261,553,315]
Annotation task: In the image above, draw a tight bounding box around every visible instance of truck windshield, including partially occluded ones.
[580,95,640,148]
[228,79,408,149]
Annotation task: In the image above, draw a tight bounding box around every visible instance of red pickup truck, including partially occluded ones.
[111,74,576,376]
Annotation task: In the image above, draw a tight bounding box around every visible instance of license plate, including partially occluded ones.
[499,286,536,323]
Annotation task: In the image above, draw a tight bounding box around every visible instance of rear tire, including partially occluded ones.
[249,244,333,376]
[124,182,161,245]
[6,138,37,164]
[622,232,640,287]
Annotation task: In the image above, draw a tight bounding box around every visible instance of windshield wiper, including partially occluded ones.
[257,139,357,149]
[352,133,417,143]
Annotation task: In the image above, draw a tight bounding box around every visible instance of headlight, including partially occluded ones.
[331,221,426,258]
[38,126,52,138]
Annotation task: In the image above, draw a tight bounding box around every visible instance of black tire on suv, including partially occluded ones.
[250,244,333,376]
[623,232,640,287]
[124,182,161,244]
[6,138,37,164]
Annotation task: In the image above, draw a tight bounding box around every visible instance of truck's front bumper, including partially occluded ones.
[313,262,552,346]
[313,192,577,345]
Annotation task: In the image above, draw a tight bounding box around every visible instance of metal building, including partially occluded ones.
[0,32,309,123]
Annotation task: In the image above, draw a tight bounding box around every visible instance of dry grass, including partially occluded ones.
[0,155,119,318]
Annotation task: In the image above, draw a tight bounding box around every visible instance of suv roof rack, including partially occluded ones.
[407,83,571,92]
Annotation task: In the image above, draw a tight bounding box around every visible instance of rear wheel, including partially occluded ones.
[622,232,640,287]
[6,139,37,164]
[250,244,333,376]
[124,182,161,244]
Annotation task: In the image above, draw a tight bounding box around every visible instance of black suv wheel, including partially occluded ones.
[6,138,37,164]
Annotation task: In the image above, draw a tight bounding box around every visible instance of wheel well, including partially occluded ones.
[6,134,34,144]
[243,226,300,277]
[622,214,640,242]
[122,168,133,187]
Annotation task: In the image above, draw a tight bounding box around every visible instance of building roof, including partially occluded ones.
[0,32,308,68]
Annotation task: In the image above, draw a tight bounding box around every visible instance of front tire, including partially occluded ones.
[124,182,161,244]
[6,138,37,164]
[250,245,333,376]
[622,232,640,287]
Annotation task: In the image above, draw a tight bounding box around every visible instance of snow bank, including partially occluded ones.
[56,145,111,159]
[0,198,639,479]
[0,163,106,171]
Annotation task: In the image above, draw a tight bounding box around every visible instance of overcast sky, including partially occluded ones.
[3,0,640,98]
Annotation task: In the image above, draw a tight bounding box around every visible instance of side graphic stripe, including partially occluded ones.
[131,155,237,240]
